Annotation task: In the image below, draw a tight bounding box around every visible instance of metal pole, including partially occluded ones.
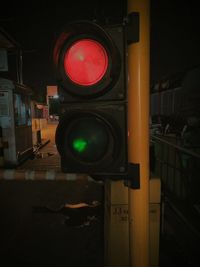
[127,0,150,266]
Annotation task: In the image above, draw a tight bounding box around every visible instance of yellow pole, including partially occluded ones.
[127,0,150,267]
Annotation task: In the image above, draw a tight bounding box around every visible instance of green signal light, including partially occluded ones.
[72,138,87,153]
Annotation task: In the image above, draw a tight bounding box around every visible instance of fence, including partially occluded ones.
[151,134,200,232]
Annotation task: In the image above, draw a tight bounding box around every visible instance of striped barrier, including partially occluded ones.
[0,169,103,184]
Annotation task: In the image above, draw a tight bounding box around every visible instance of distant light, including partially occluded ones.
[53,94,59,99]
[36,104,43,109]
[64,39,108,86]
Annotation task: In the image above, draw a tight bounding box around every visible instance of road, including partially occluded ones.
[18,122,60,171]
[0,122,104,267]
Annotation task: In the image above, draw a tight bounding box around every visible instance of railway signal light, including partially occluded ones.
[53,20,128,178]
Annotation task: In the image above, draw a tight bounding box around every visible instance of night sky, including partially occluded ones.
[151,0,200,83]
[1,0,200,100]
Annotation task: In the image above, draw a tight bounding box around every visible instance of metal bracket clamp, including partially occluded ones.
[125,12,140,45]
[124,163,140,189]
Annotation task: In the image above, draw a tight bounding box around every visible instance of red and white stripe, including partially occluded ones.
[0,169,103,183]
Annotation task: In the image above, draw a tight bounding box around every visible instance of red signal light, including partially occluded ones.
[53,21,122,98]
[64,39,108,86]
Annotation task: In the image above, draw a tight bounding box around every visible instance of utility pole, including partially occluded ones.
[127,1,150,267]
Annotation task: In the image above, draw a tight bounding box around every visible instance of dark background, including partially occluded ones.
[1,0,200,100]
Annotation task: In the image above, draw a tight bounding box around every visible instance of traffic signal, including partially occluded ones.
[53,20,128,178]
